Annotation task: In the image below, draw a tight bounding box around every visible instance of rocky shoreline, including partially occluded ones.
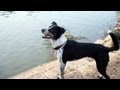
[9,50,120,79]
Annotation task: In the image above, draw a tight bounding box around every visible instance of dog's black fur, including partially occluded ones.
[62,37,118,79]
[42,22,119,79]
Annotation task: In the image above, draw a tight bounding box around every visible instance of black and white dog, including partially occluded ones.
[41,21,119,79]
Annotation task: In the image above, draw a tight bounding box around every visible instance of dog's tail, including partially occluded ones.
[107,31,119,52]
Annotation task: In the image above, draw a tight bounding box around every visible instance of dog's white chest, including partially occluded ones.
[51,35,67,48]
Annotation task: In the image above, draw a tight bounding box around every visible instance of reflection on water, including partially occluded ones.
[0,11,117,78]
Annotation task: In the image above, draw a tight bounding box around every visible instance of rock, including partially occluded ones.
[95,35,114,48]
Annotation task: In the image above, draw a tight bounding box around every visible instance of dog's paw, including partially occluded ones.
[56,76,64,79]
[97,75,104,79]
[57,77,60,79]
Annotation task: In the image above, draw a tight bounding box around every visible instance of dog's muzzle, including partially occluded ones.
[41,29,52,39]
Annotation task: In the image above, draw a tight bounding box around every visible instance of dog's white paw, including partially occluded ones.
[57,76,64,79]
[97,75,104,79]
[57,76,61,79]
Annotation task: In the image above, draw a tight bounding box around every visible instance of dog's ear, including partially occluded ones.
[60,27,65,34]
[49,21,57,29]
[52,21,57,26]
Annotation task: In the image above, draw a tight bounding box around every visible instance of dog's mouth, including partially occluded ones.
[42,34,51,39]
[41,29,53,39]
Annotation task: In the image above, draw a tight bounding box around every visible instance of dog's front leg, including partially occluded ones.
[57,49,66,79]
[57,60,65,79]
[59,61,65,79]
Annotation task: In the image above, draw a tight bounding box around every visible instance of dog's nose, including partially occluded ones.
[41,29,45,33]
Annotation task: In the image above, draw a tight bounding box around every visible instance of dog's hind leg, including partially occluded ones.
[97,65,110,79]
[95,54,110,79]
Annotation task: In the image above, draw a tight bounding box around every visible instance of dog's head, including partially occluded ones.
[41,21,65,40]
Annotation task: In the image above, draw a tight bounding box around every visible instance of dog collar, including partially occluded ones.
[53,42,66,50]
